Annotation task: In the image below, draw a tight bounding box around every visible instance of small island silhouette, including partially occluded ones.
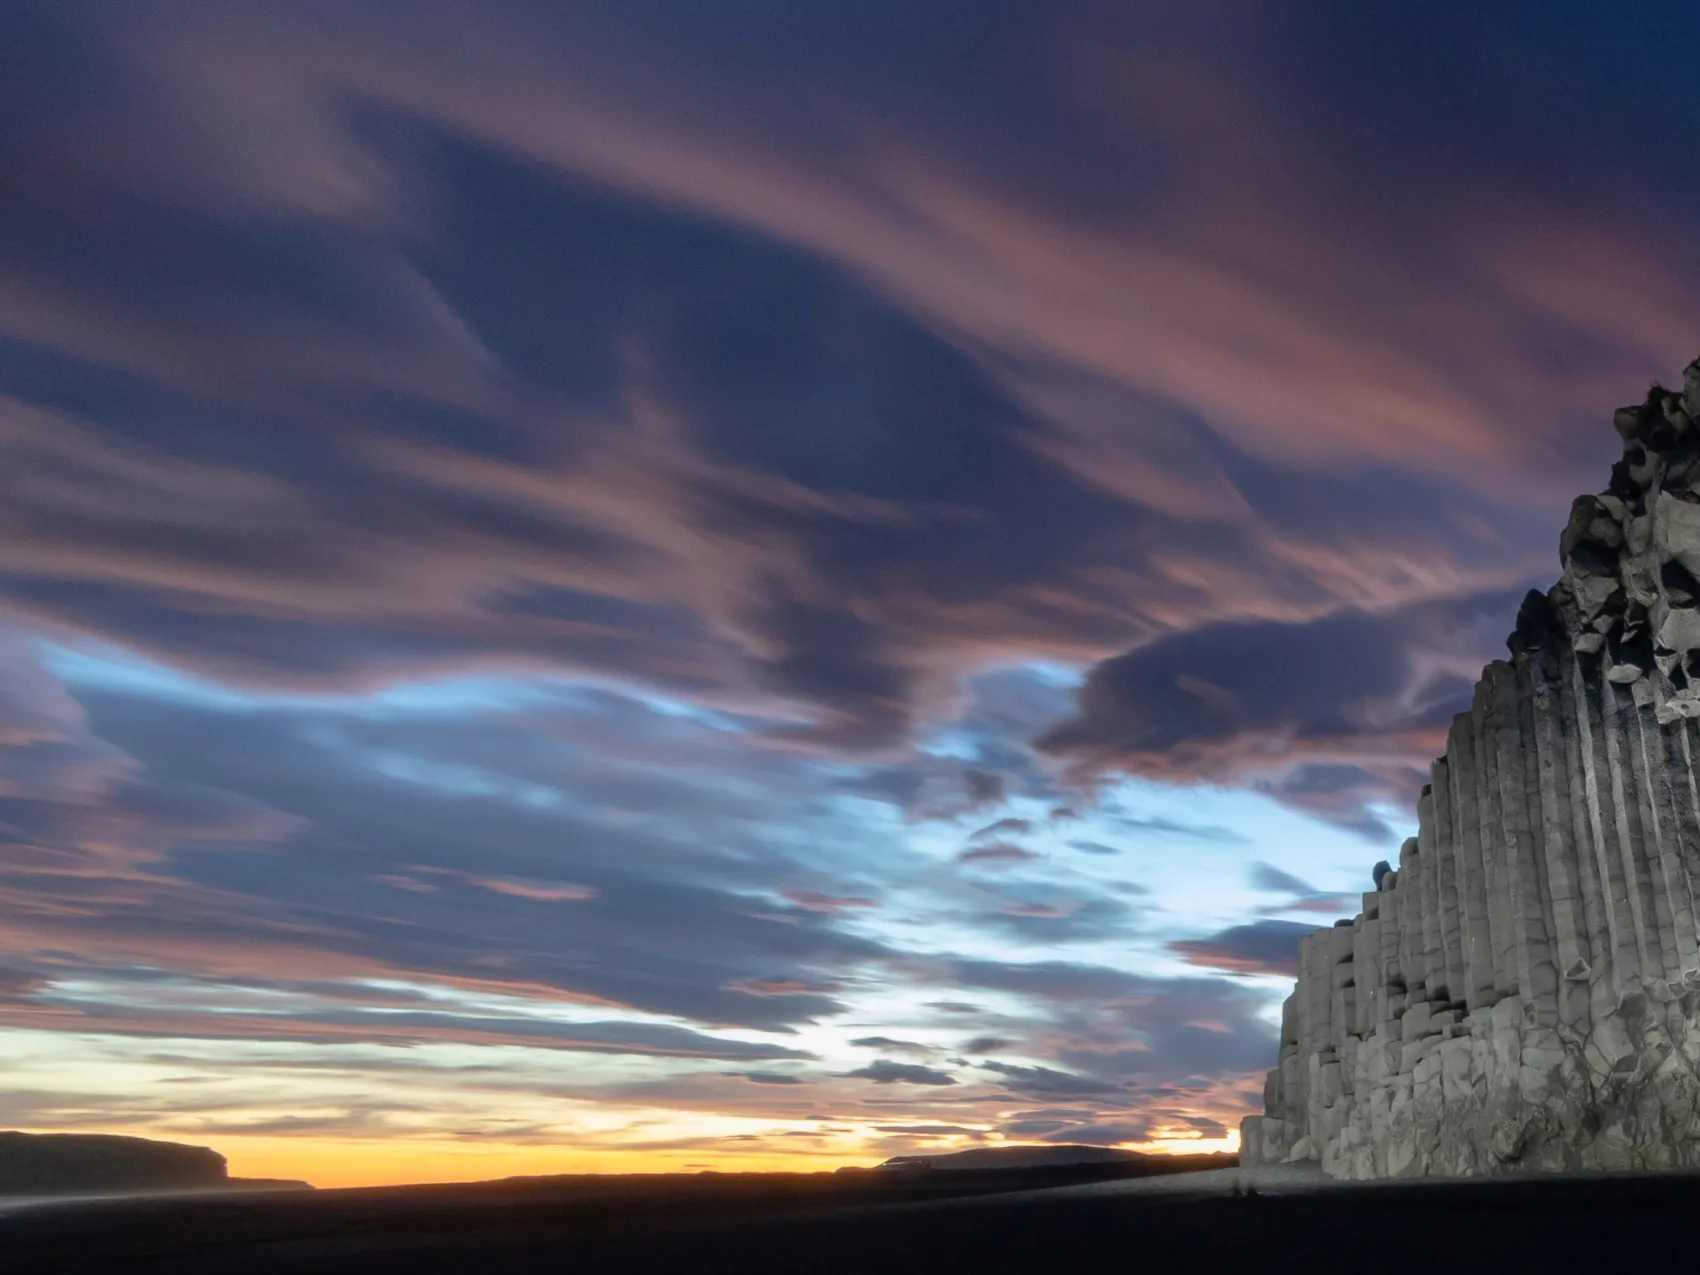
[0,1131,310,1197]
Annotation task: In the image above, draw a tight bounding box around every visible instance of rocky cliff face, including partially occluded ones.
[1241,360,1700,1178]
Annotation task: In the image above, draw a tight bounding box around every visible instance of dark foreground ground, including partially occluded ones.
[10,1159,1700,1275]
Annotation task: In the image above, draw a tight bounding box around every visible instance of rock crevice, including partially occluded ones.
[1242,360,1700,1178]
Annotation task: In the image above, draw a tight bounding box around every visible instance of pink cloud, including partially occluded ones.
[998,902,1076,919]
[783,890,877,914]
[465,876,600,904]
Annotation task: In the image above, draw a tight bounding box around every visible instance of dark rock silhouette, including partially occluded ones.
[0,1131,309,1195]
[874,1144,1158,1171]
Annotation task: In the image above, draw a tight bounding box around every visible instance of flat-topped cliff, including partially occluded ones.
[0,1132,228,1194]
[0,1131,309,1195]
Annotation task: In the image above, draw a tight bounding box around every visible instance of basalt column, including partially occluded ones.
[1240,359,1700,1178]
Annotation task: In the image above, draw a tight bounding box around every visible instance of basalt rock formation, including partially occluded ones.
[1241,359,1700,1179]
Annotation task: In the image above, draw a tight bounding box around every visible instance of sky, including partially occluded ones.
[3,1,1700,1189]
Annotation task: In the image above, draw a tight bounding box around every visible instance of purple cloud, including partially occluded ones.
[1169,921,1319,979]
[846,1061,957,1086]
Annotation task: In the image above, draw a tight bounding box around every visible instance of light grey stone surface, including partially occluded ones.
[1242,358,1700,1178]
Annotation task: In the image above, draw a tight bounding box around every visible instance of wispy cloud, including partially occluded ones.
[1170,921,1319,979]
[846,1061,957,1087]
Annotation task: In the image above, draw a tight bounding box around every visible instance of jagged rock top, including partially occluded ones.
[1522,356,1700,724]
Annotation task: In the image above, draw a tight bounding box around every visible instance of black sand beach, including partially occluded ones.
[9,1163,1700,1275]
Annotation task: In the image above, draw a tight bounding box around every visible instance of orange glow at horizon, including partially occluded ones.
[21,1127,1240,1190]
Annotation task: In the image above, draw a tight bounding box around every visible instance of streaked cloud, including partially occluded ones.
[846,1061,958,1086]
[1169,921,1320,979]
